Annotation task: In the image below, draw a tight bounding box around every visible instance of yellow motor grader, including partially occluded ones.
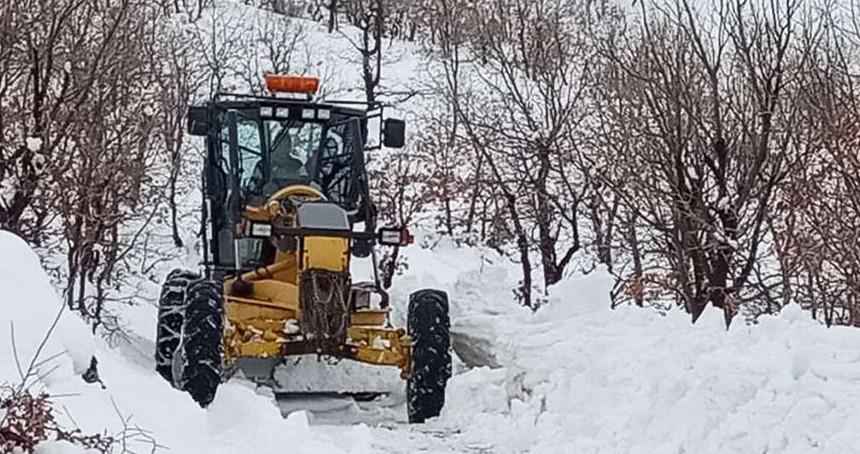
[154,75,450,423]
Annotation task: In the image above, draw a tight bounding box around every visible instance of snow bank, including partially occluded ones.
[397,234,860,454]
[0,230,93,387]
[0,230,366,453]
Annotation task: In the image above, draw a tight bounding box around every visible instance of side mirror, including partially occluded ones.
[187,106,210,137]
[382,119,405,148]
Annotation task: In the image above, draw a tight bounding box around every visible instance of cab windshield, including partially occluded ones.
[217,107,365,211]
[244,119,323,194]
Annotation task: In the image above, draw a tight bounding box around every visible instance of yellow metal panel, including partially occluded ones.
[231,318,291,334]
[227,299,295,321]
[269,256,299,283]
[347,325,412,378]
[233,341,283,358]
[351,345,412,379]
[301,236,349,272]
[350,309,388,326]
[274,250,295,270]
[225,279,298,311]
[348,326,407,343]
[352,346,404,365]
[245,280,299,309]
[224,257,299,291]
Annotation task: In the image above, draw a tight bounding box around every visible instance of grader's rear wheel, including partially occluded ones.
[155,269,200,384]
[176,279,225,407]
[407,289,451,423]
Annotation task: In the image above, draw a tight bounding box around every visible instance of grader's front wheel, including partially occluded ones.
[407,289,452,423]
[155,269,200,384]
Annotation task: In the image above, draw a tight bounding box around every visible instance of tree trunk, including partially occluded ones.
[169,173,183,247]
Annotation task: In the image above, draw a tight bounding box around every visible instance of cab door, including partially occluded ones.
[207,108,265,274]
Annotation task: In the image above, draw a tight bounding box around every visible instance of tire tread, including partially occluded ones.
[407,289,451,423]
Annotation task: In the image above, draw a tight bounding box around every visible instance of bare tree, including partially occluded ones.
[595,0,810,325]
[148,20,206,248]
[154,0,212,21]
[0,0,125,245]
[233,13,307,95]
[193,6,247,96]
[416,0,496,242]
[369,150,430,288]
[439,0,618,307]
[0,0,175,331]
[341,0,385,105]
[53,0,166,331]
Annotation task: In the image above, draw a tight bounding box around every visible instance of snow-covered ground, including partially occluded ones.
[316,238,860,454]
[382,239,860,453]
[5,228,860,453]
[0,231,367,453]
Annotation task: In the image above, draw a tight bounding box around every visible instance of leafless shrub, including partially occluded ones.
[233,13,308,94]
[423,0,620,307]
[147,18,207,248]
[154,0,213,22]
[0,388,116,454]
[193,6,248,95]
[369,149,430,288]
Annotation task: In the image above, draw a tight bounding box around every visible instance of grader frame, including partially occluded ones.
[221,190,412,378]
[188,85,414,379]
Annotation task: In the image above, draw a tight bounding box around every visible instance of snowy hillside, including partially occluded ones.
[4,0,860,453]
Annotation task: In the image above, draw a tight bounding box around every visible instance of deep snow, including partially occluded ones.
[394,238,860,453]
[8,225,860,453]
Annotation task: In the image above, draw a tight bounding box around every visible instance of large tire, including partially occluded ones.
[155,269,200,384]
[407,289,451,423]
[176,279,224,407]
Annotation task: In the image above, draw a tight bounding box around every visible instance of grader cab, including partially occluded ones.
[154,75,450,423]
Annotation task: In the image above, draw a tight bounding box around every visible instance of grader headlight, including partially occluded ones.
[249,222,272,238]
[378,227,414,246]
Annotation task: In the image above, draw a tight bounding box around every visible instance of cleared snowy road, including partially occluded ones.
[276,393,494,453]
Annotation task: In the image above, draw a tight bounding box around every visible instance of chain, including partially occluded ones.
[300,270,350,353]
